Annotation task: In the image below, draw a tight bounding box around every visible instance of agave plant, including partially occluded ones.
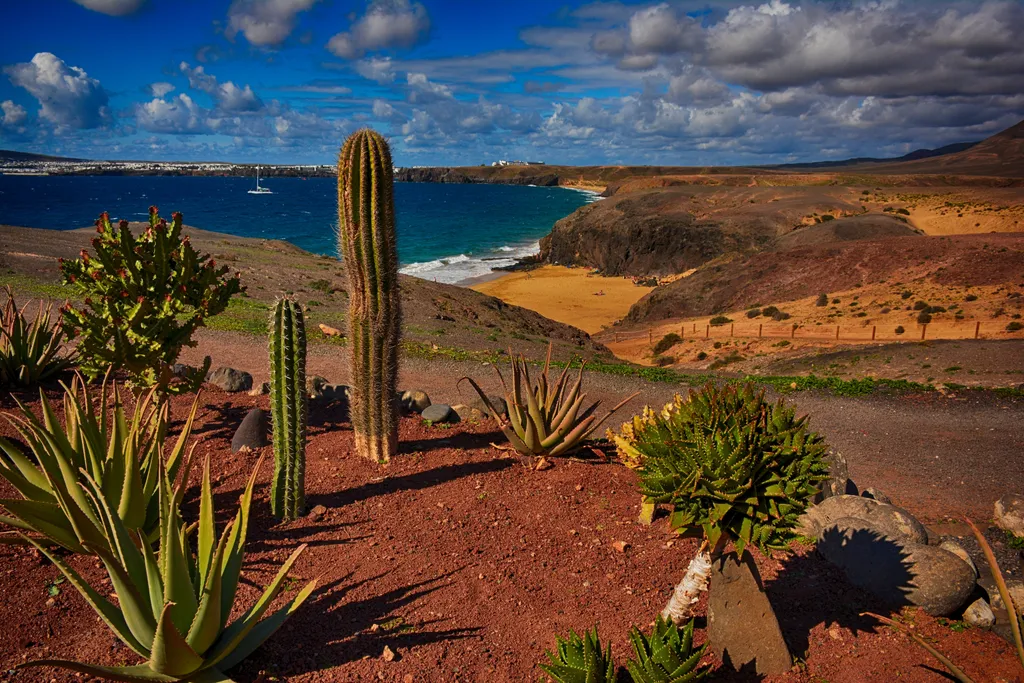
[17,456,317,682]
[463,344,636,465]
[626,616,709,683]
[0,373,198,553]
[540,626,617,683]
[0,285,72,389]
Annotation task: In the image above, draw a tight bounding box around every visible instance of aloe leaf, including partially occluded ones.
[16,660,178,682]
[148,602,205,677]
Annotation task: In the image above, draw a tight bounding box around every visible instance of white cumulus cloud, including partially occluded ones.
[148,82,175,98]
[226,0,320,46]
[327,0,430,59]
[71,0,145,16]
[4,52,110,129]
[179,62,264,112]
[1,100,28,127]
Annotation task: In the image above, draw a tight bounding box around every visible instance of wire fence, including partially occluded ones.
[595,319,1015,347]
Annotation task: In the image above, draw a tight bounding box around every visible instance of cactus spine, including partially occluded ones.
[269,297,307,520]
[337,129,401,463]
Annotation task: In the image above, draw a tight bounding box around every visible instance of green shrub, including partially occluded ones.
[901,291,913,299]
[696,351,708,361]
[761,305,779,317]
[540,627,616,683]
[713,341,722,349]
[895,325,905,334]
[654,332,682,355]
[965,294,978,302]
[0,286,72,389]
[59,208,243,392]
[1008,322,1024,332]
[815,293,829,307]
[614,383,828,555]
[917,311,932,324]
[913,300,928,310]
[709,316,732,326]
[896,208,910,215]
[654,355,676,367]
[771,310,791,321]
[820,214,835,222]
[746,308,761,318]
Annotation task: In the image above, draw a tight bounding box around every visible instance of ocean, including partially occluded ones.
[0,175,598,284]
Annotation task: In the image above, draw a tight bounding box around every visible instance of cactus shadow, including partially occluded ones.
[765,526,915,661]
[310,458,514,508]
[398,428,508,454]
[189,399,251,442]
[242,568,481,676]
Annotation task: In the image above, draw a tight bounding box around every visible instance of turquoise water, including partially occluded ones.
[0,175,597,283]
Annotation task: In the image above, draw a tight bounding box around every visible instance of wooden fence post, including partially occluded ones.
[921,324,927,341]
[730,323,735,337]
[758,323,762,338]
[791,324,797,339]
[871,326,876,341]
[975,321,981,339]
[705,324,710,339]
[835,325,840,340]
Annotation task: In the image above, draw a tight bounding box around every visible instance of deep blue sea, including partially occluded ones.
[0,175,598,284]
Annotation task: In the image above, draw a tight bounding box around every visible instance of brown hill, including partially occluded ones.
[770,213,921,250]
[622,232,1024,325]
[853,119,1024,177]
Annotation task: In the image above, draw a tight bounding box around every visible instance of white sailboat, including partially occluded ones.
[247,165,272,194]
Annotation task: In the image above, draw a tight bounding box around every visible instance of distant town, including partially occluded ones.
[0,153,546,177]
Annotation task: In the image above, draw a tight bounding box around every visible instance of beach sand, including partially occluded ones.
[469,265,654,334]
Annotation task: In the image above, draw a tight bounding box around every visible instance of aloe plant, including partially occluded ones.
[464,344,637,466]
[0,285,72,389]
[17,456,317,682]
[269,297,307,520]
[626,616,710,683]
[540,626,617,683]
[337,129,401,463]
[0,373,198,553]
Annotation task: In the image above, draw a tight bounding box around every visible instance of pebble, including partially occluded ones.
[612,540,630,553]
[382,645,397,662]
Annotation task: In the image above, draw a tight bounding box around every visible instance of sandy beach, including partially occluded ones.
[469,265,654,334]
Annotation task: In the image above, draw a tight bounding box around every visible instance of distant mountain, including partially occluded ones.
[773,141,978,170]
[0,149,86,163]
[862,118,1024,177]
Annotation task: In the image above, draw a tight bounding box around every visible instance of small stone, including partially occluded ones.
[404,676,414,683]
[308,505,328,521]
[994,494,1024,537]
[422,404,457,424]
[963,598,995,629]
[400,390,432,415]
[319,323,343,337]
[45,598,55,607]
[612,540,630,553]
[535,458,554,471]
[381,645,397,662]
[206,366,253,393]
[575,484,583,492]
[231,408,270,453]
[248,381,270,396]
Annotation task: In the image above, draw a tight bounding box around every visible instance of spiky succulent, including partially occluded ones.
[0,373,198,553]
[464,343,636,460]
[540,626,617,683]
[626,616,710,683]
[0,285,72,389]
[17,456,316,683]
[613,382,828,556]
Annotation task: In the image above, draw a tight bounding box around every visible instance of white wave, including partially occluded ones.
[560,186,604,203]
[400,241,540,285]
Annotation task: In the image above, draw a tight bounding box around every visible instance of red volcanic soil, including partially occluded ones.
[1,388,1022,682]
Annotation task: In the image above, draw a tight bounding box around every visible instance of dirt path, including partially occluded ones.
[182,330,1024,524]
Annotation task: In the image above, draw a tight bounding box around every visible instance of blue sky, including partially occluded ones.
[1,0,1022,166]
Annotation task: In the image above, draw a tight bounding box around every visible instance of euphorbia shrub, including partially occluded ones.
[60,207,243,392]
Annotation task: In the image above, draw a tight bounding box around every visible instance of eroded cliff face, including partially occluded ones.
[394,167,560,186]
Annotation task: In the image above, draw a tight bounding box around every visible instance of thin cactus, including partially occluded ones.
[269,297,307,520]
[337,129,401,463]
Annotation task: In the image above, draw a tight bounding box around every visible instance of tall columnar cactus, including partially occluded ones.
[269,297,307,520]
[337,129,401,463]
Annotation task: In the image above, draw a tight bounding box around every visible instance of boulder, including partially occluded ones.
[707,552,792,676]
[994,494,1024,538]
[817,518,976,616]
[307,375,329,399]
[797,495,928,545]
[452,404,485,422]
[231,409,270,453]
[171,363,194,379]
[399,390,431,415]
[938,540,977,578]
[963,598,995,629]
[469,394,508,419]
[207,366,253,393]
[988,580,1024,615]
[817,450,857,500]
[861,488,892,505]
[422,404,458,424]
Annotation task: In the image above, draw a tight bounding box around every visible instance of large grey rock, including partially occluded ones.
[988,580,1024,615]
[817,518,976,616]
[307,375,329,399]
[422,403,458,424]
[964,598,995,629]
[469,394,508,419]
[207,366,253,393]
[994,494,1024,538]
[232,409,270,453]
[939,540,977,578]
[817,450,857,500]
[399,390,431,415]
[707,552,792,676]
[451,404,484,422]
[797,495,928,545]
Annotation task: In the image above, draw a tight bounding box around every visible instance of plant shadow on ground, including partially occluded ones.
[232,568,481,679]
[765,526,916,666]
[398,427,508,454]
[190,398,251,442]
[310,457,515,509]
